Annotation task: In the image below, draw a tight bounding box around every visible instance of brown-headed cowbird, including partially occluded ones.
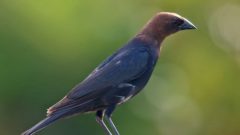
[22,12,196,135]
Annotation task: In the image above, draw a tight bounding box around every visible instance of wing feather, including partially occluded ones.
[48,47,150,113]
[67,47,150,99]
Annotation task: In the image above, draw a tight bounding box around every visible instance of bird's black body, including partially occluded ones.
[22,12,196,135]
[49,36,159,116]
[22,36,159,135]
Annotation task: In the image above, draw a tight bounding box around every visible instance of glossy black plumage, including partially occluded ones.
[48,38,158,114]
[22,12,196,135]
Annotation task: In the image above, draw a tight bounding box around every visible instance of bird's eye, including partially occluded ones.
[172,19,184,27]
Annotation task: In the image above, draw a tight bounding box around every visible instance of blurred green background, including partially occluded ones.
[1,0,240,135]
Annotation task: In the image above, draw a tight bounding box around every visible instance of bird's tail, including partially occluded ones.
[21,112,64,135]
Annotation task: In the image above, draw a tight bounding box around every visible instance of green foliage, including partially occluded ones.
[0,0,240,135]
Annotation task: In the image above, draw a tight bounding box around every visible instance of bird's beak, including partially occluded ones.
[179,18,197,30]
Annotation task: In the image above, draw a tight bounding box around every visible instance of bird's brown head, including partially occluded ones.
[139,12,196,42]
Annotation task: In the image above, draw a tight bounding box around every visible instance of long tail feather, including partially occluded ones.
[21,112,64,135]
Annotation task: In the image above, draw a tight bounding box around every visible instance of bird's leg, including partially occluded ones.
[105,105,120,135]
[96,110,112,135]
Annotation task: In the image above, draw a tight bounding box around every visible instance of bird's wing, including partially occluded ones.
[68,47,150,98]
[48,47,150,114]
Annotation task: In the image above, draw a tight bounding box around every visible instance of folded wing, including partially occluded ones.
[48,47,150,115]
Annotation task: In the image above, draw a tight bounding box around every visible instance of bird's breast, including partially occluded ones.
[130,53,158,94]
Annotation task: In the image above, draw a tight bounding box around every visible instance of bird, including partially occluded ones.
[21,12,196,135]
